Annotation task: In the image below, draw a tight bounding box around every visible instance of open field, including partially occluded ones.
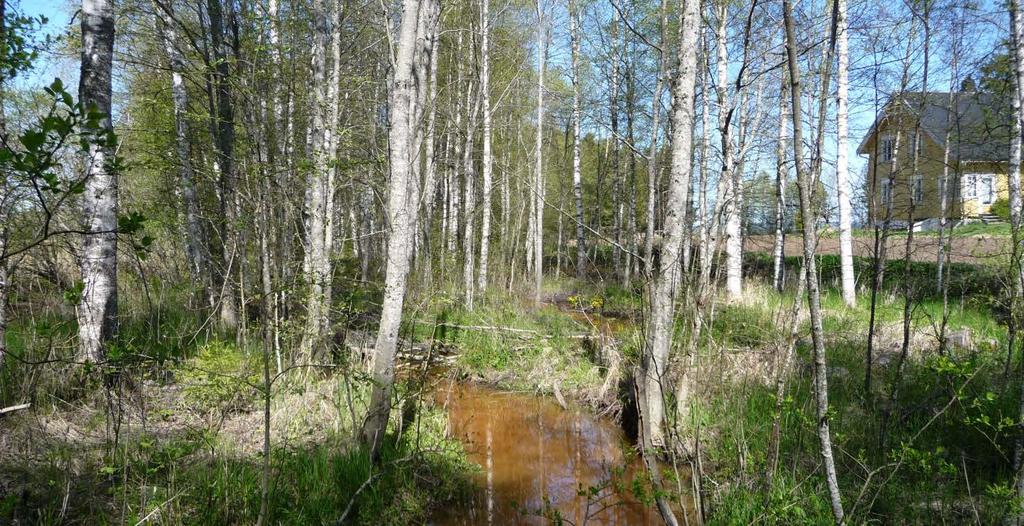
[747,232,1011,265]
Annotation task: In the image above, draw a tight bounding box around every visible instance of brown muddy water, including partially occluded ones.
[430,379,681,525]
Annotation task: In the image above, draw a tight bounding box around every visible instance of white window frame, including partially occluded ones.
[964,174,976,199]
[881,134,895,162]
[881,178,893,205]
[912,175,924,204]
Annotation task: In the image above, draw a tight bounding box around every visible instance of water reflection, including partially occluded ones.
[431,380,666,525]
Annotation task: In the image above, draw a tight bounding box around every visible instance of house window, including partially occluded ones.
[912,175,924,204]
[881,178,893,205]
[881,135,895,161]
[980,175,994,204]
[964,174,976,199]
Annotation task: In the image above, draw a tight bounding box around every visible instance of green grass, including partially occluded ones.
[695,280,1018,524]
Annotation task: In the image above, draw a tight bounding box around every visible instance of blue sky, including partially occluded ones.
[13,0,75,91]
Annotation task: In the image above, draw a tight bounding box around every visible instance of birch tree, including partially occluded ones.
[77,0,117,363]
[362,0,440,457]
[783,0,845,520]
[569,0,585,279]
[716,0,742,300]
[477,0,493,293]
[532,1,545,306]
[300,0,338,358]
[640,0,700,456]
[836,0,855,307]
[773,72,789,292]
[1009,0,1024,513]
[154,5,211,307]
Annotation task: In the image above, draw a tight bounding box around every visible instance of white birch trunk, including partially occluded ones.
[570,0,585,279]
[463,82,480,309]
[155,7,210,305]
[836,0,855,307]
[1009,0,1024,514]
[640,0,700,452]
[477,0,493,293]
[533,4,545,306]
[773,73,789,292]
[78,0,117,363]
[716,1,742,300]
[362,0,439,456]
[300,0,336,358]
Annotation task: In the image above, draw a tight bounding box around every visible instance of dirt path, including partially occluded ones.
[745,233,1009,265]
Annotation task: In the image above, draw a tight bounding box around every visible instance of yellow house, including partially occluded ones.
[859,90,1012,227]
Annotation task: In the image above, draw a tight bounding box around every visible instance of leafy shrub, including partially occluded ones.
[179,340,258,416]
[990,197,1011,220]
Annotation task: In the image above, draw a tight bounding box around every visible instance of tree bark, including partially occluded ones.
[155,6,212,307]
[1009,0,1024,516]
[300,0,338,359]
[478,0,493,293]
[836,0,855,307]
[640,0,699,455]
[772,72,789,292]
[533,3,545,306]
[77,0,117,363]
[206,0,239,332]
[783,1,845,521]
[362,0,440,457]
[570,0,585,279]
[715,1,742,301]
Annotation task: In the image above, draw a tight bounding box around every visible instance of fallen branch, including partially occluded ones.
[0,403,30,416]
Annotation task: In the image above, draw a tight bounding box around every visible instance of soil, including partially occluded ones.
[745,233,1009,265]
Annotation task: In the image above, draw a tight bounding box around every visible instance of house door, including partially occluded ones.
[979,175,994,205]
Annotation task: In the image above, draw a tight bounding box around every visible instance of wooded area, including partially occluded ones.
[2,0,1024,523]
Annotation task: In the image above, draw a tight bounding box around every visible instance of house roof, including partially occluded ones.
[857,91,1012,162]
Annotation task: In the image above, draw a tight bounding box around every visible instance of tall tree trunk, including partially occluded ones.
[716,1,742,300]
[697,30,714,299]
[1009,0,1024,515]
[836,0,855,307]
[610,0,623,278]
[533,2,545,306]
[477,0,493,293]
[155,6,212,307]
[362,0,439,457]
[640,0,699,458]
[463,81,480,309]
[207,0,239,332]
[783,1,845,521]
[420,20,441,272]
[773,72,789,292]
[644,0,667,280]
[77,0,117,363]
[300,0,337,358]
[570,0,585,279]
[637,1,699,524]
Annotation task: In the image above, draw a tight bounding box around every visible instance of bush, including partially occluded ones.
[990,197,1011,220]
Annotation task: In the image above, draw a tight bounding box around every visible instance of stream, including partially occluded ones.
[429,379,673,525]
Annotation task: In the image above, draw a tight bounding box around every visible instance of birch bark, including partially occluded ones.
[570,0,585,279]
[478,0,493,293]
[836,0,855,307]
[362,0,440,456]
[640,0,699,452]
[78,0,117,363]
[533,3,545,306]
